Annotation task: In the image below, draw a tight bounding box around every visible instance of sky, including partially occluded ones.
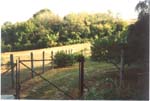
[0,0,141,25]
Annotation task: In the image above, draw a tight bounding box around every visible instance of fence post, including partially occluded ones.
[10,54,15,88]
[18,57,21,99]
[78,56,85,99]
[51,51,54,68]
[120,48,124,88]
[31,52,34,78]
[15,60,18,99]
[15,59,20,99]
[42,51,45,73]
[65,50,67,54]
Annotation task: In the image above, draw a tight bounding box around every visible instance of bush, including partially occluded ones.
[53,51,76,67]
[91,38,120,63]
[73,53,84,61]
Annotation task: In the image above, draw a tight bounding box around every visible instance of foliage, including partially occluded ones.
[53,51,76,67]
[91,19,128,66]
[127,14,149,65]
[1,9,128,52]
[127,1,149,65]
[135,0,149,19]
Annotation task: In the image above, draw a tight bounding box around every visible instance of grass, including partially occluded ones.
[2,57,148,100]
[21,58,148,100]
[21,59,119,99]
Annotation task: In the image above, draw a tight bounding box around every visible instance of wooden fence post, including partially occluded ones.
[31,52,34,78]
[10,54,15,88]
[120,48,125,88]
[15,59,20,99]
[78,56,85,99]
[42,51,45,73]
[18,57,20,99]
[15,60,18,99]
[65,50,67,54]
[51,51,54,68]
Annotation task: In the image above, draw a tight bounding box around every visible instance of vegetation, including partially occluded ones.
[21,59,148,100]
[127,0,149,66]
[53,51,76,67]
[2,9,127,52]
[91,0,149,67]
[1,0,149,100]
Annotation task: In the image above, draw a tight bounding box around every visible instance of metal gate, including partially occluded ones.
[15,54,85,99]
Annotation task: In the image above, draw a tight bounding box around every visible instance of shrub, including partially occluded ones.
[91,38,120,63]
[53,51,76,67]
[73,53,84,61]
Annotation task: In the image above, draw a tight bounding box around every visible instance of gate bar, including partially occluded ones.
[78,56,85,99]
[10,54,15,88]
[19,59,51,62]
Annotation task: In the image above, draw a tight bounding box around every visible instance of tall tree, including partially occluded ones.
[135,0,149,19]
[127,0,149,66]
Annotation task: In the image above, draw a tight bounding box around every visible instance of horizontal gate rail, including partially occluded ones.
[19,59,51,62]
[2,63,16,75]
[19,61,74,99]
[1,64,10,66]
[1,68,12,75]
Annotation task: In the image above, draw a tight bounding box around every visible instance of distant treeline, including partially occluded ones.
[1,9,128,52]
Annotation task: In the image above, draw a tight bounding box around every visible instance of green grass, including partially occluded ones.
[19,59,148,100]
[21,59,117,99]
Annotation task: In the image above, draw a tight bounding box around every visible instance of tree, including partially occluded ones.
[127,0,149,67]
[135,0,149,19]
[1,9,129,52]
[91,19,128,70]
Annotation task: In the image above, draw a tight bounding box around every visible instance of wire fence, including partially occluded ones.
[1,49,85,99]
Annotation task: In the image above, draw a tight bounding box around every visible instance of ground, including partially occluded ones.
[11,59,149,100]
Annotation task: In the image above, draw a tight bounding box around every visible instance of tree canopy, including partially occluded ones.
[127,0,149,65]
[2,9,128,52]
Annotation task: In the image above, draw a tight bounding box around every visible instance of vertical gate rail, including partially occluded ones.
[78,56,85,99]
[15,59,20,99]
[42,51,45,73]
[31,52,34,78]
[51,51,54,68]
[10,54,15,88]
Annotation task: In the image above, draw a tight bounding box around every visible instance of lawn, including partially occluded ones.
[19,58,149,100]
